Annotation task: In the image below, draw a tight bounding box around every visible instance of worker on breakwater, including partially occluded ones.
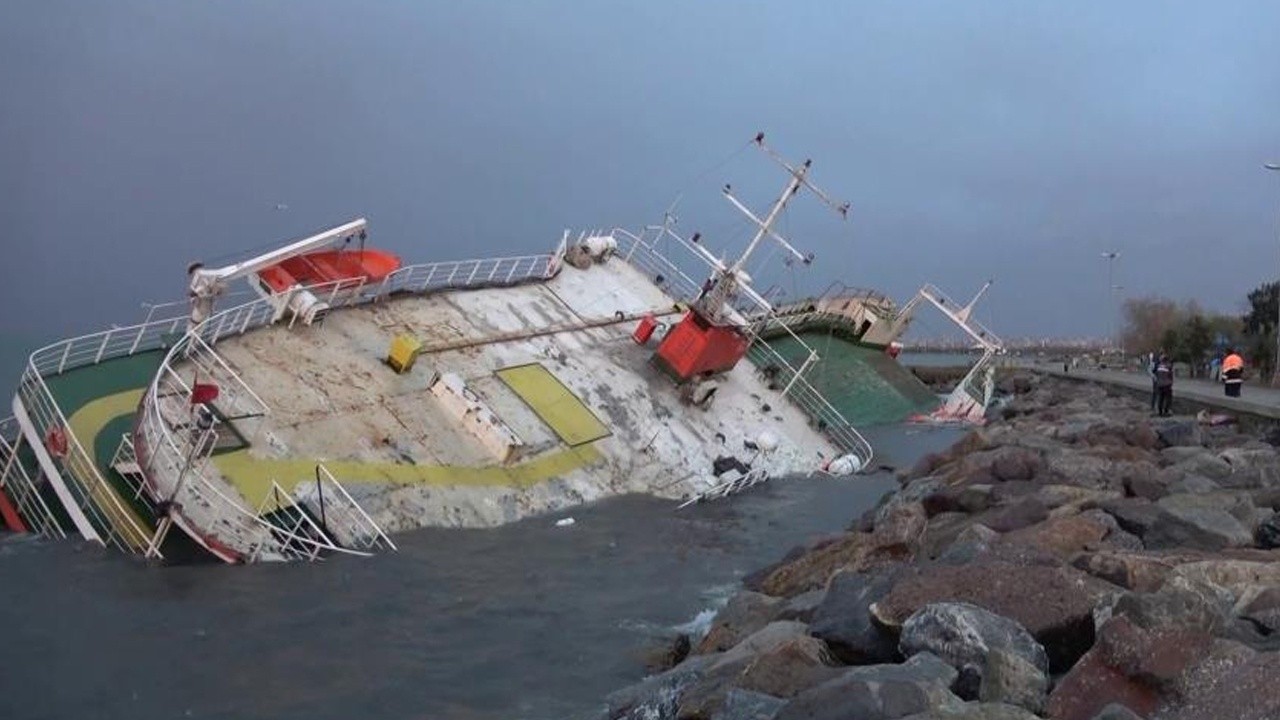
[1222,348,1245,397]
[1154,353,1174,416]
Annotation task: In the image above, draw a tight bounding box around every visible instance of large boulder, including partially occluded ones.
[973,497,1050,534]
[898,703,1043,720]
[774,652,962,720]
[678,634,839,717]
[1215,447,1280,490]
[809,568,902,665]
[1097,498,1161,538]
[600,654,717,720]
[1044,452,1117,491]
[898,603,1049,714]
[1154,420,1204,449]
[747,532,910,598]
[734,636,842,699]
[1044,646,1160,720]
[996,514,1111,560]
[1144,494,1255,551]
[1072,551,1186,592]
[696,591,785,654]
[871,561,1117,671]
[1093,614,1213,689]
[711,690,785,720]
[1155,642,1280,720]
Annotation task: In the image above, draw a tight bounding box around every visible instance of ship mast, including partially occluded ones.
[692,133,850,324]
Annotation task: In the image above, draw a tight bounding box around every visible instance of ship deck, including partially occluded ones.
[40,351,164,545]
[173,257,839,531]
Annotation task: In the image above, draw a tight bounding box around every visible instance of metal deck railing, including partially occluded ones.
[610,227,874,468]
[0,416,65,539]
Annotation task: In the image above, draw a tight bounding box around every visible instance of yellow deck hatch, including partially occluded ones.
[496,363,611,447]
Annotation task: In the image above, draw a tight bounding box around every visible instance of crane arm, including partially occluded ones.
[190,218,367,285]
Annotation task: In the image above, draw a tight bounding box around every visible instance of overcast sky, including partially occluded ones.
[2,1,1279,346]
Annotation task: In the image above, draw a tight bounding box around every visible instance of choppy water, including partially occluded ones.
[0,424,961,720]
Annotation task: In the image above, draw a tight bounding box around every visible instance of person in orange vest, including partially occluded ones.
[1222,348,1245,398]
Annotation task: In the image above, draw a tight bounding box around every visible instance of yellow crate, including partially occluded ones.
[388,334,423,374]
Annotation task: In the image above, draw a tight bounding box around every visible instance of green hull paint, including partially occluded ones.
[759,331,938,426]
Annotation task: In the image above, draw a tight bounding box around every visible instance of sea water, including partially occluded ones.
[0,424,963,720]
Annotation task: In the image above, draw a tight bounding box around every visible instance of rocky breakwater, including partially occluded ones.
[596,373,1280,720]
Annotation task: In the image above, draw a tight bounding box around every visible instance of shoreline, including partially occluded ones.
[598,371,1280,720]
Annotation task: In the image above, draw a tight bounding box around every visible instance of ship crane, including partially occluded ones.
[893,280,1005,424]
[186,218,368,330]
[651,134,851,384]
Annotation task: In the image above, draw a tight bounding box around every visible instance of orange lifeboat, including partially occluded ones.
[257,249,402,293]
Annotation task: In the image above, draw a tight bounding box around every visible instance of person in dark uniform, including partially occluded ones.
[1154,354,1174,416]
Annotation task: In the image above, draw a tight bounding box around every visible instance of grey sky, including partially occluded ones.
[2,1,1279,346]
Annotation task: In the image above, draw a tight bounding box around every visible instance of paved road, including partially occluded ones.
[1015,362,1280,420]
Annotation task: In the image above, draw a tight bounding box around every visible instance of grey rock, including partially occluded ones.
[774,652,963,720]
[1167,474,1222,495]
[1111,579,1228,635]
[1235,586,1280,633]
[1144,493,1254,550]
[1155,420,1204,448]
[711,689,784,720]
[1169,452,1234,481]
[696,591,784,653]
[809,569,900,665]
[976,496,1048,533]
[601,654,716,720]
[774,589,826,623]
[1255,513,1280,549]
[978,649,1049,714]
[899,602,1049,714]
[1045,451,1115,490]
[896,702,1043,719]
[711,621,810,670]
[879,478,945,527]
[939,524,999,565]
[1098,498,1161,537]
[1216,447,1280,489]
[1088,703,1144,720]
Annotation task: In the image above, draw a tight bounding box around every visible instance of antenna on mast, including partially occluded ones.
[696,133,851,322]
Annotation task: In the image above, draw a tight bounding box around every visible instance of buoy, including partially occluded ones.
[824,454,863,476]
[44,426,68,458]
[754,430,780,453]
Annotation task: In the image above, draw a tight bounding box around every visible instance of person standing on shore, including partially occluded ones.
[1148,351,1161,411]
[1222,348,1244,398]
[1154,354,1174,416]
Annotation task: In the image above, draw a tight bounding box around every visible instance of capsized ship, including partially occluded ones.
[0,136,908,564]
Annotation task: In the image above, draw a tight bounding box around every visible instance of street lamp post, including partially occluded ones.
[1101,251,1120,351]
[1267,163,1280,386]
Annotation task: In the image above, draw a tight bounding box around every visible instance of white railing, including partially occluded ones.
[368,254,554,300]
[295,465,396,553]
[0,416,65,538]
[15,370,155,553]
[612,227,705,303]
[744,337,875,466]
[610,229,874,470]
[251,481,373,561]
